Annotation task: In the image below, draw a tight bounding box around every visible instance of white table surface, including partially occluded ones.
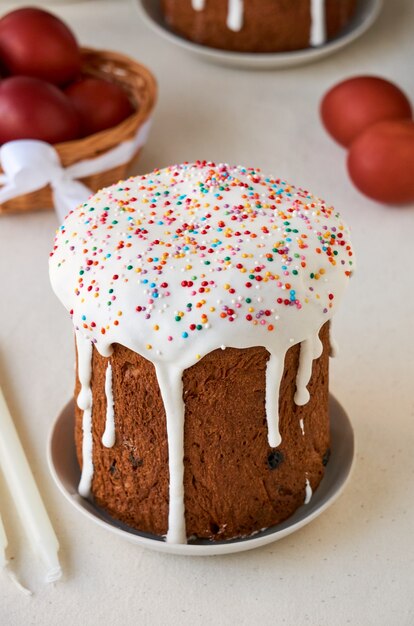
[0,0,413,624]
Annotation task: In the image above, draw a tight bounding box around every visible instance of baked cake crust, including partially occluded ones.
[75,323,330,540]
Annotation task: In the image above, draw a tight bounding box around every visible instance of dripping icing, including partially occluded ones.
[191,0,205,10]
[265,351,284,448]
[102,362,116,448]
[294,334,323,406]
[310,0,327,46]
[305,476,313,504]
[155,364,187,544]
[76,332,94,498]
[227,0,244,32]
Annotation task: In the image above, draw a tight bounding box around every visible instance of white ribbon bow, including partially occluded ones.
[0,118,152,223]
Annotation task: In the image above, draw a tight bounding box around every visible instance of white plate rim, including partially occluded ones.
[134,0,383,69]
[47,394,355,556]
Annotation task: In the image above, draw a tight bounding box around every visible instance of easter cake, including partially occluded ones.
[161,0,358,53]
[49,162,354,543]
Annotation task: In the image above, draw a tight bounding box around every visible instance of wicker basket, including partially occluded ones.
[0,47,157,215]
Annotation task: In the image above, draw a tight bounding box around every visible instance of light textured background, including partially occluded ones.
[0,0,413,624]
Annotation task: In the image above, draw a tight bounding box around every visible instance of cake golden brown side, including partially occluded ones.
[75,323,330,540]
[161,0,357,53]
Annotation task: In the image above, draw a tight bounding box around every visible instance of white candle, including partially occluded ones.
[0,512,8,568]
[0,386,61,583]
[0,510,33,595]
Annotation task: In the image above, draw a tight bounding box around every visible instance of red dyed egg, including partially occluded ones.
[0,76,80,144]
[0,7,81,86]
[321,76,412,147]
[65,77,134,136]
[347,120,414,205]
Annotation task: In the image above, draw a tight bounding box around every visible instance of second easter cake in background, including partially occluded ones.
[161,0,357,53]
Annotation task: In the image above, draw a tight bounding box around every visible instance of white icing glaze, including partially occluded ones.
[227,0,244,32]
[265,352,284,448]
[294,334,323,406]
[50,162,354,543]
[191,0,206,11]
[310,0,327,47]
[155,364,186,543]
[102,363,116,448]
[299,418,305,435]
[304,476,313,504]
[75,332,94,498]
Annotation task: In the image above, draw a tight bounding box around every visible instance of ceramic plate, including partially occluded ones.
[135,0,383,69]
[47,394,355,555]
